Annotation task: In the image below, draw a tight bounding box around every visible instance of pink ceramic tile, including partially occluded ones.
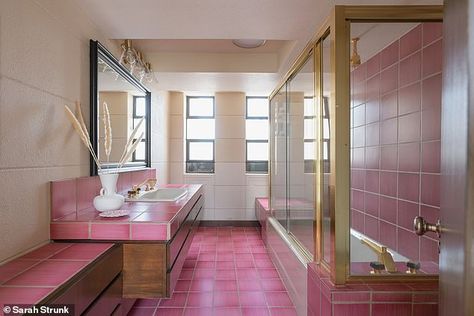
[76,176,101,211]
[51,179,76,220]
[352,147,365,168]
[213,308,241,316]
[353,63,366,84]
[365,146,380,169]
[353,81,366,107]
[381,41,399,69]
[351,209,365,232]
[398,200,419,230]
[132,298,159,307]
[399,142,420,172]
[269,307,298,316]
[400,51,421,86]
[50,223,89,240]
[399,82,421,115]
[397,228,420,261]
[423,22,442,46]
[213,291,239,307]
[351,170,365,190]
[365,123,380,147]
[242,307,270,316]
[398,173,420,202]
[380,65,398,94]
[0,259,40,284]
[380,171,397,197]
[351,190,365,211]
[421,174,440,207]
[365,171,380,193]
[260,279,286,292]
[179,269,194,280]
[116,172,132,193]
[400,24,422,59]
[381,91,398,120]
[381,118,398,145]
[214,280,237,291]
[239,279,262,291]
[190,278,214,291]
[381,145,398,170]
[240,291,267,306]
[420,237,439,262]
[90,223,130,240]
[423,39,443,78]
[364,192,379,217]
[366,75,381,101]
[421,141,440,173]
[333,304,370,316]
[155,308,184,316]
[187,292,213,307]
[332,291,370,302]
[367,53,381,78]
[422,74,442,111]
[184,307,213,316]
[50,243,113,260]
[195,269,216,279]
[420,205,440,238]
[399,112,421,143]
[353,126,366,148]
[364,215,379,241]
[372,292,412,302]
[422,107,441,141]
[372,303,412,316]
[258,268,279,279]
[413,304,438,316]
[353,104,366,127]
[131,223,168,240]
[5,260,88,286]
[131,170,151,187]
[176,278,192,291]
[0,286,53,306]
[133,212,176,222]
[379,221,397,250]
[265,292,293,307]
[158,292,187,307]
[20,243,72,260]
[379,196,397,222]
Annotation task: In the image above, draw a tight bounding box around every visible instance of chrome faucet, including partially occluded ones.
[361,238,397,273]
[128,178,157,198]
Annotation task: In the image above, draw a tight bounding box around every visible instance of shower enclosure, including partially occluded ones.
[266,8,442,312]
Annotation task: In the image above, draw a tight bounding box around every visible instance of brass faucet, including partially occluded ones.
[361,238,397,273]
[128,178,157,198]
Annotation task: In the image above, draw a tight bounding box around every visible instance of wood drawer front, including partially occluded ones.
[83,274,122,316]
[168,194,204,269]
[167,206,202,295]
[123,243,167,298]
[48,245,122,315]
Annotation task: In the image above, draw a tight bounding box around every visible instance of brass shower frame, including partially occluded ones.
[268,5,443,285]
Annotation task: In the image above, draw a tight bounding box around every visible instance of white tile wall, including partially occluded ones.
[168,92,269,221]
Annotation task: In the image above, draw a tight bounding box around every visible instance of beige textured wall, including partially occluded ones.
[168,91,269,221]
[0,0,118,263]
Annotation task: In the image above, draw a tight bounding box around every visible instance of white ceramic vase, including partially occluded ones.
[93,173,125,212]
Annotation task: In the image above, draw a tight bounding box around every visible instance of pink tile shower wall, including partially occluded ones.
[350,23,442,264]
[50,169,156,220]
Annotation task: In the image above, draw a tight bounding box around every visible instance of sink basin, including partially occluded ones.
[128,188,187,202]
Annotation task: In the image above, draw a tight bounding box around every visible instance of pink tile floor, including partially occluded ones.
[128,226,297,316]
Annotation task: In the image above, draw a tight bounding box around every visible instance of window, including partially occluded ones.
[304,97,315,173]
[246,97,269,173]
[132,96,146,162]
[186,96,215,173]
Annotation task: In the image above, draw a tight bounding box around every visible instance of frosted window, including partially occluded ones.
[304,98,315,116]
[247,98,269,117]
[246,120,269,140]
[188,97,214,117]
[247,142,269,161]
[189,142,214,160]
[134,141,145,161]
[134,97,146,117]
[187,119,215,139]
[304,142,315,160]
[304,118,315,140]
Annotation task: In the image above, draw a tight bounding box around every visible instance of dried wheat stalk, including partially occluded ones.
[64,105,101,170]
[118,116,144,164]
[119,131,144,168]
[102,102,112,162]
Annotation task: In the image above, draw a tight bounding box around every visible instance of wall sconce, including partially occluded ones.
[350,37,361,68]
[119,39,157,84]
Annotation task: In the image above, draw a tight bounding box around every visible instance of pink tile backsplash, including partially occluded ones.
[350,23,441,266]
[51,179,76,220]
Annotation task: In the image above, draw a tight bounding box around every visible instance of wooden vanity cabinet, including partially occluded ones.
[123,194,204,298]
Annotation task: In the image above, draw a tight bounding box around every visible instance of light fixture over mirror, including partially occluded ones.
[119,39,157,84]
[232,39,267,49]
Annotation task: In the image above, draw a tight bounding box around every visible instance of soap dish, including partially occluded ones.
[99,210,130,218]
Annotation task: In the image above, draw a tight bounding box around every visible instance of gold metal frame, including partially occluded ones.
[269,5,443,285]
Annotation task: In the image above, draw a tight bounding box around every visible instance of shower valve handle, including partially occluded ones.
[413,216,441,237]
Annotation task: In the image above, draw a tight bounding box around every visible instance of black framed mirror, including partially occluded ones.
[90,40,151,176]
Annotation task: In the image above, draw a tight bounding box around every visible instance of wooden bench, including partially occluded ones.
[0,242,134,315]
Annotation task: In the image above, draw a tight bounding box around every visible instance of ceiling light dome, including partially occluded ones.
[232,39,267,49]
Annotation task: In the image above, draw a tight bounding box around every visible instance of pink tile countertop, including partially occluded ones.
[0,243,114,308]
[51,184,203,242]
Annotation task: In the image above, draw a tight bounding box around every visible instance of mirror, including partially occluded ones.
[90,40,151,175]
